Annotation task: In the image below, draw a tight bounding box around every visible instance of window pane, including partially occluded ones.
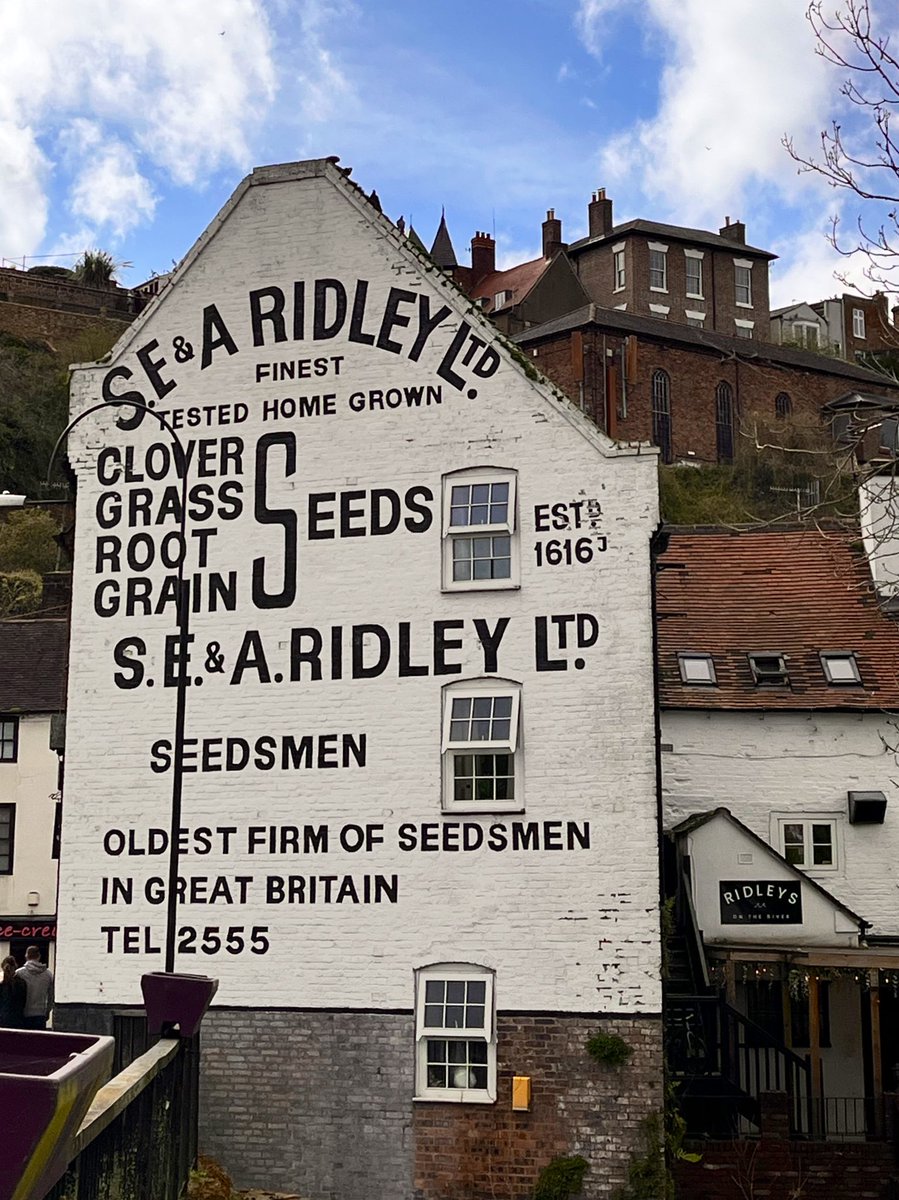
[493,697,512,718]
[783,824,804,865]
[467,980,486,1003]
[445,1005,465,1028]
[446,981,465,1003]
[812,824,833,865]
[424,1005,443,1027]
[469,1041,488,1064]
[425,980,444,1002]
[452,698,471,719]
[466,1005,485,1029]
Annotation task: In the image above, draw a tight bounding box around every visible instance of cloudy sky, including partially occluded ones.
[0,0,889,306]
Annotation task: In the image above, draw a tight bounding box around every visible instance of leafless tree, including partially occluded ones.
[784,1,899,301]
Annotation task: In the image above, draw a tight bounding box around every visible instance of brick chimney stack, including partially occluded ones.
[719,215,747,244]
[542,209,564,258]
[470,232,496,284]
[588,188,613,239]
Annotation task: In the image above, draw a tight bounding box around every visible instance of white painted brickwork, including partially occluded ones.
[57,161,661,1013]
[663,709,899,935]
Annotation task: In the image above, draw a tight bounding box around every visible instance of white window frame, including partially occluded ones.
[442,679,522,813]
[613,243,626,292]
[791,321,820,349]
[649,303,670,318]
[685,309,705,328]
[773,816,840,873]
[819,651,862,685]
[649,241,668,292]
[677,652,717,684]
[493,290,513,309]
[415,963,496,1103]
[442,468,518,591]
[685,249,704,299]
[852,307,866,339]
[734,318,754,339]
[734,259,753,308]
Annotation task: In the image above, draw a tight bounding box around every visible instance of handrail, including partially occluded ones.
[72,1037,180,1155]
[681,884,711,991]
[669,995,810,1074]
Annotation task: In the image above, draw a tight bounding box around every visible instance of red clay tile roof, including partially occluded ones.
[656,528,899,709]
[470,257,548,313]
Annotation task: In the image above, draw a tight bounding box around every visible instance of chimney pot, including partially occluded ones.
[588,188,613,239]
[542,209,564,259]
[470,231,496,285]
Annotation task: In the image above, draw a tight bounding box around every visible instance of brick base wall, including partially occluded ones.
[674,1137,897,1200]
[414,1014,663,1200]
[57,1006,663,1200]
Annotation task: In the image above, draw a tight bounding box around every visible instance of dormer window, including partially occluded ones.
[820,651,861,685]
[493,290,513,308]
[748,652,789,686]
[677,653,716,685]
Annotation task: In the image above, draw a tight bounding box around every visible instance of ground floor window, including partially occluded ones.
[415,964,496,1102]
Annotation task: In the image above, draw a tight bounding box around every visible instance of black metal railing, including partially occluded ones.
[667,995,812,1137]
[45,1035,198,1200]
[800,1093,885,1142]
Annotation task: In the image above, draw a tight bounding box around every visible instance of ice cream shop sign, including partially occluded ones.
[720,880,803,925]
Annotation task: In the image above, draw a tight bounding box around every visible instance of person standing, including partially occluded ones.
[16,945,54,1030]
[0,956,26,1027]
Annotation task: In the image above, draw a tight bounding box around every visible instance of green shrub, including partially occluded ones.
[534,1154,589,1200]
[586,1029,633,1067]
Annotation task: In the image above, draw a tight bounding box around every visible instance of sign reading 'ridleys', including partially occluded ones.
[719,880,803,924]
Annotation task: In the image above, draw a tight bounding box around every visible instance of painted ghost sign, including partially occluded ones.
[57,161,660,1014]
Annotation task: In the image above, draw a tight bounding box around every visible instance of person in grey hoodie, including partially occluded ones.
[16,945,54,1030]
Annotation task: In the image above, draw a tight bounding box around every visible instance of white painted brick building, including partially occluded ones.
[55,161,663,1198]
[657,527,899,1140]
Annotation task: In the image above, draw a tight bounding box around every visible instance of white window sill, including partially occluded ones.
[686,292,704,300]
[649,286,668,293]
[613,285,625,293]
[414,1091,496,1105]
[442,581,520,593]
[735,301,753,309]
[442,804,526,816]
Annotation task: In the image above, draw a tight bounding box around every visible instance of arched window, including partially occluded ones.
[651,369,672,463]
[775,392,792,420]
[716,381,735,463]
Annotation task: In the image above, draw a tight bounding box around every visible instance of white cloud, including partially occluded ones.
[770,220,877,309]
[578,0,836,225]
[575,0,628,58]
[67,134,156,239]
[0,0,278,257]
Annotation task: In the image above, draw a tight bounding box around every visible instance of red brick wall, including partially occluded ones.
[413,1015,663,1200]
[531,329,899,464]
[673,1092,899,1200]
[573,238,771,340]
[0,300,131,349]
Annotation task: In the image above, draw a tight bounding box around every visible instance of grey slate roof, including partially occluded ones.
[513,303,898,388]
[568,218,776,260]
[0,619,68,713]
[430,213,458,269]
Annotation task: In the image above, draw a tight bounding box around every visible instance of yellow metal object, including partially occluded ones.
[512,1075,531,1111]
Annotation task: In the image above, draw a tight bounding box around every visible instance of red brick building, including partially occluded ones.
[514,305,899,464]
[561,191,775,342]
